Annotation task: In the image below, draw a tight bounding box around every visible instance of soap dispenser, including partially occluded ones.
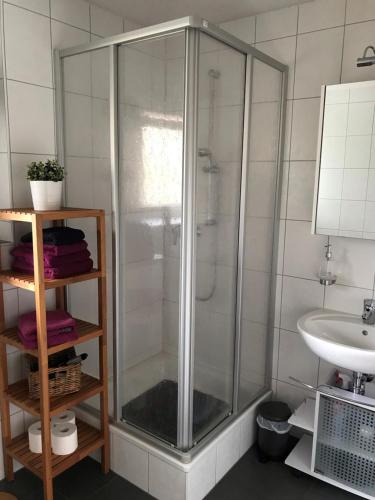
[319,242,337,286]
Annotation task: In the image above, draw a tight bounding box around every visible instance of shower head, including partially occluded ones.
[208,69,220,79]
[357,45,375,67]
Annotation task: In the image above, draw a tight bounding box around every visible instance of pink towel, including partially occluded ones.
[20,241,88,256]
[11,247,91,267]
[18,310,77,339]
[13,257,93,279]
[17,328,78,349]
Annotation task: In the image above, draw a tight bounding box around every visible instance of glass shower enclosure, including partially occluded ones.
[56,17,287,454]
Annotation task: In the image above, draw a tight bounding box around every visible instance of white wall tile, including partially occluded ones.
[250,101,280,161]
[65,157,94,208]
[256,5,298,42]
[7,80,55,154]
[149,455,186,500]
[90,4,123,37]
[276,380,315,410]
[51,0,90,31]
[346,0,375,24]
[6,0,49,16]
[243,270,270,324]
[294,27,344,99]
[4,4,52,87]
[255,36,296,100]
[298,0,346,33]
[247,162,277,218]
[331,236,375,289]
[342,20,375,83]
[281,276,324,332]
[64,92,92,157]
[284,220,326,281]
[244,216,273,273]
[220,17,255,44]
[290,98,320,160]
[52,21,91,95]
[110,435,149,492]
[278,330,319,387]
[324,284,372,314]
[287,161,316,221]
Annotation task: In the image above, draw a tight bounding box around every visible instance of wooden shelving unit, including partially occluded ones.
[0,208,110,500]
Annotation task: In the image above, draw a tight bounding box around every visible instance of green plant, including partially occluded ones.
[27,159,65,182]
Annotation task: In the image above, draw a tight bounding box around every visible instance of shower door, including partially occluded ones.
[192,32,246,443]
[117,32,186,446]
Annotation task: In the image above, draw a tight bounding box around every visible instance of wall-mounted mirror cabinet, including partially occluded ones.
[313,81,375,240]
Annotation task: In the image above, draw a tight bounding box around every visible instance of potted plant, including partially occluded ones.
[27,159,65,211]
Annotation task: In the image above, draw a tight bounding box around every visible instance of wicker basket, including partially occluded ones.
[28,361,81,399]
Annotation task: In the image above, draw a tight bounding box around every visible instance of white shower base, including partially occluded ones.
[76,389,271,500]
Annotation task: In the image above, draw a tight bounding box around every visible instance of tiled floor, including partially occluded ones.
[0,446,359,500]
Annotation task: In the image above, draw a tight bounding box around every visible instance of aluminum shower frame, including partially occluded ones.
[55,15,288,457]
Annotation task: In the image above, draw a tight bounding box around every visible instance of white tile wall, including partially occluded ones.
[4,3,53,87]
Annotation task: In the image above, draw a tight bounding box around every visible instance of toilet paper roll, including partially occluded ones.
[51,423,78,455]
[51,410,76,426]
[28,421,42,454]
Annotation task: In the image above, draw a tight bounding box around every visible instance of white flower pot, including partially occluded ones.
[30,181,63,211]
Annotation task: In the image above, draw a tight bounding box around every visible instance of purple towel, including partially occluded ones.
[18,310,77,339]
[17,328,78,349]
[21,241,88,256]
[12,257,93,279]
[11,247,91,267]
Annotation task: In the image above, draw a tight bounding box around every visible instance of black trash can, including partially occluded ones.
[256,401,292,461]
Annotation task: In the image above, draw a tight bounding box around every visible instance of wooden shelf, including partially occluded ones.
[6,419,104,479]
[5,374,103,417]
[0,208,104,223]
[0,269,102,291]
[0,208,109,499]
[0,319,103,357]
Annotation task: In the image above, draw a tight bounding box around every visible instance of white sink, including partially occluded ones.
[297,309,375,374]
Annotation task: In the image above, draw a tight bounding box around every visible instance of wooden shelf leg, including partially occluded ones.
[97,214,110,473]
[0,255,14,481]
[0,344,14,482]
[32,215,54,499]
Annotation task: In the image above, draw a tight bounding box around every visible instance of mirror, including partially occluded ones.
[313,81,375,239]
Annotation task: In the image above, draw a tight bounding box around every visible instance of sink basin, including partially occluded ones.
[297,309,375,374]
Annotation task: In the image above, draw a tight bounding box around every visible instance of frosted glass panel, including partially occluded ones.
[192,33,246,443]
[118,32,185,446]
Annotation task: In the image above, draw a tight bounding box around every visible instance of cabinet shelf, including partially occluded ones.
[0,319,103,356]
[6,419,104,479]
[0,269,102,291]
[4,374,103,417]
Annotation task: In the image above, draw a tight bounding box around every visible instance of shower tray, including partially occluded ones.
[121,379,230,445]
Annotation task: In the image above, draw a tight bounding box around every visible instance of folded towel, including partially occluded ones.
[18,310,77,339]
[11,247,91,267]
[20,241,88,256]
[13,257,93,279]
[21,227,85,246]
[17,328,78,349]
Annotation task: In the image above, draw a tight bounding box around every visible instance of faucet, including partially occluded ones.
[362,299,375,325]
